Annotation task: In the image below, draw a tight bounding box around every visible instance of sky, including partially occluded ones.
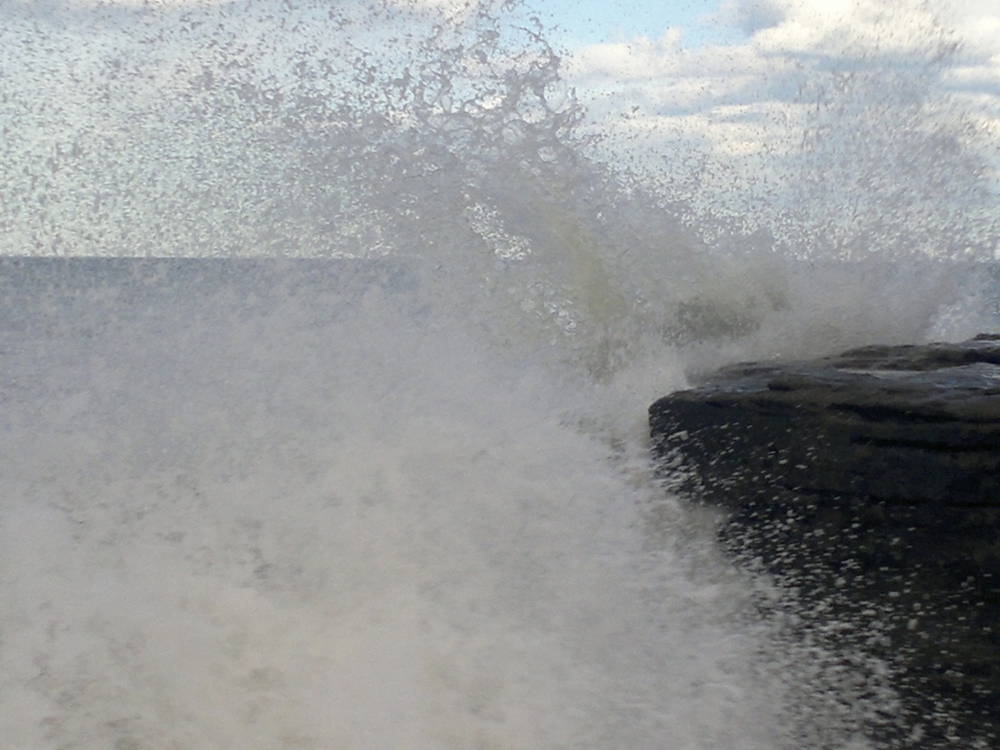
[515,1,1000,113]
[524,0,1000,50]
[522,0,734,47]
[1,0,998,257]
[515,0,1000,169]
[507,0,1000,256]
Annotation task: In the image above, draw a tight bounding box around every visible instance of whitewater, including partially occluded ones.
[0,1,997,748]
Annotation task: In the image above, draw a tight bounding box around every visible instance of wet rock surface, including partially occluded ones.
[650,335,1000,748]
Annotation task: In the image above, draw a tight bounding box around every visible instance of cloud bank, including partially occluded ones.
[562,0,1000,258]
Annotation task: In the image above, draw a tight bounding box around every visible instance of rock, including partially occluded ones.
[649,335,1000,748]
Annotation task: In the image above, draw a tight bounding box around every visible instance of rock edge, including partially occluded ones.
[649,335,1000,748]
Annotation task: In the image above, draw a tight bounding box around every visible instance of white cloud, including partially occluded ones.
[750,0,945,55]
[571,1,997,119]
[717,0,786,36]
[562,0,1000,258]
[568,29,685,80]
[962,23,1000,59]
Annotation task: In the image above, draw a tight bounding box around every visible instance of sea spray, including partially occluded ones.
[0,1,998,747]
[0,260,814,749]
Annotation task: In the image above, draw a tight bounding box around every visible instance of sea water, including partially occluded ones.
[0,2,997,748]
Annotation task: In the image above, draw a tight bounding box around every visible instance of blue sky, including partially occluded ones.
[524,0,736,47]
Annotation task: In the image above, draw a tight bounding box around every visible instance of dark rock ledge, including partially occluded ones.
[649,335,1000,748]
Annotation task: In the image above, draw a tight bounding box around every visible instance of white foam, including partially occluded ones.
[0,295,812,749]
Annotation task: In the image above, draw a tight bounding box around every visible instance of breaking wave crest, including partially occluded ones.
[1,2,998,748]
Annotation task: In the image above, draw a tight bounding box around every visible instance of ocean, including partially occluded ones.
[0,2,997,748]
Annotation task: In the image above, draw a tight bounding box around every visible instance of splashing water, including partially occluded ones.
[0,1,998,748]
